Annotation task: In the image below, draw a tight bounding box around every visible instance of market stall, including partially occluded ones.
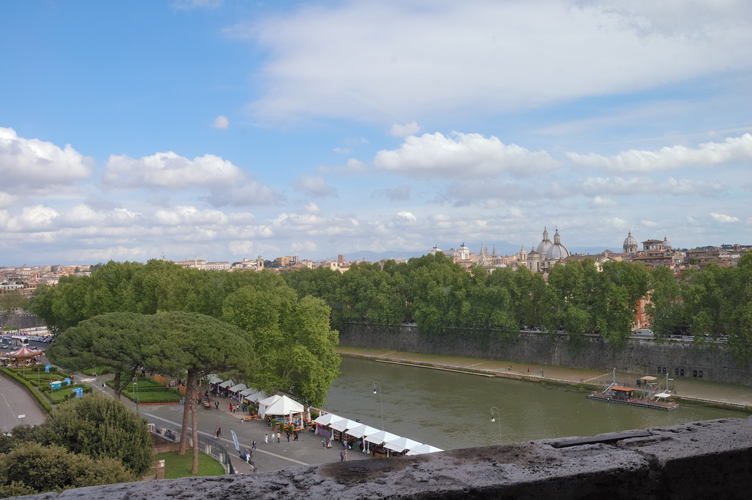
[383,437,422,456]
[406,444,443,456]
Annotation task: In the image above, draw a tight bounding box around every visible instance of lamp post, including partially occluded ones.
[133,376,140,415]
[490,406,502,446]
[372,381,384,430]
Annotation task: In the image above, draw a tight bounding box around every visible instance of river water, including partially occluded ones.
[322,357,748,451]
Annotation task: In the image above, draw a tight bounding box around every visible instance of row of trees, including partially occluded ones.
[281,252,752,361]
[0,394,151,497]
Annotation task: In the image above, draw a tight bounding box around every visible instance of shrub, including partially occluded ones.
[0,367,52,412]
[0,442,135,496]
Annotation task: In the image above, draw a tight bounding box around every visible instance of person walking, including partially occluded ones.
[215,425,222,439]
[215,401,219,410]
[265,434,268,444]
[340,450,344,462]
[277,432,281,443]
[229,403,233,413]
[287,432,290,442]
[252,440,257,449]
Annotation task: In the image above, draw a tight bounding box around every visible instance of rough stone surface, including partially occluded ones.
[339,325,752,385]
[19,416,752,500]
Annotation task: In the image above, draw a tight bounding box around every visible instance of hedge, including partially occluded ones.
[0,367,52,412]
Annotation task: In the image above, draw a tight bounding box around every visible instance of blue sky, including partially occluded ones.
[1,0,751,265]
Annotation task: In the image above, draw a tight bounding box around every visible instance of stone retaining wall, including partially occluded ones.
[21,416,752,499]
[339,325,752,386]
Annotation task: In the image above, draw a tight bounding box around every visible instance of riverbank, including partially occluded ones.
[336,347,752,412]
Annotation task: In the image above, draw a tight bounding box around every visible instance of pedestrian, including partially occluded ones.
[215,401,219,410]
[252,440,257,449]
[229,403,233,412]
[340,450,344,462]
[344,449,348,461]
[293,432,298,442]
[277,432,281,443]
[322,439,326,448]
[216,425,222,439]
[527,367,530,372]
[265,434,268,444]
[287,432,290,442]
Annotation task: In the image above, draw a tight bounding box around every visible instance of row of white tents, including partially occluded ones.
[208,376,306,419]
[313,413,442,456]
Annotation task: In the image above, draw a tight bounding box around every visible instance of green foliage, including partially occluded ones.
[12,393,153,476]
[0,442,135,496]
[155,450,225,479]
[107,374,183,403]
[0,367,52,412]
[0,290,27,316]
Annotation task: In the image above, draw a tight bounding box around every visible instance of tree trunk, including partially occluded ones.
[113,371,122,401]
[179,370,196,455]
[192,394,199,474]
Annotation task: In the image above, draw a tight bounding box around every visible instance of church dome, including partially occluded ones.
[623,231,638,254]
[545,229,570,261]
[663,236,671,249]
[536,227,553,255]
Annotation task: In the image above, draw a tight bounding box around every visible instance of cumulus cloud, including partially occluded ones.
[293,176,338,197]
[232,1,752,122]
[303,202,320,214]
[567,133,752,171]
[390,121,420,137]
[0,127,92,194]
[396,211,416,222]
[593,196,616,207]
[211,115,229,129]
[374,132,556,179]
[203,181,283,207]
[374,185,411,202]
[2,205,59,232]
[710,212,739,223]
[152,206,229,226]
[580,176,726,197]
[0,193,17,209]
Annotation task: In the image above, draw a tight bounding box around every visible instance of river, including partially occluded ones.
[321,357,748,451]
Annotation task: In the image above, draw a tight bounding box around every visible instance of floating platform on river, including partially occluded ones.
[588,387,678,411]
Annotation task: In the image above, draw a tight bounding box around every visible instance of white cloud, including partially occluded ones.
[396,211,416,222]
[203,181,283,207]
[0,127,91,194]
[374,132,556,179]
[229,240,255,255]
[4,205,60,232]
[593,196,616,207]
[104,151,245,191]
[390,121,420,137]
[231,1,752,122]
[333,147,350,154]
[710,212,739,223]
[303,202,320,215]
[606,217,629,229]
[152,206,229,226]
[0,193,17,209]
[211,115,229,129]
[291,241,318,253]
[293,176,338,197]
[642,220,658,227]
[567,133,752,171]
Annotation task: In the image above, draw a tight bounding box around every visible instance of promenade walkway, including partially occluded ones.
[0,373,47,432]
[336,347,752,409]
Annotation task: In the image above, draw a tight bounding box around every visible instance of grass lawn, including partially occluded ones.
[154,451,225,479]
[107,374,184,404]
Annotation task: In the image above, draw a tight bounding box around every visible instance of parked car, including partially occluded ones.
[633,329,654,336]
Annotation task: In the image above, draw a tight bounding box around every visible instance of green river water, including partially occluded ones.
[322,357,748,451]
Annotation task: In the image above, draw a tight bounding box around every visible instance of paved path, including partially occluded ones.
[77,375,370,474]
[336,347,752,409]
[0,373,47,431]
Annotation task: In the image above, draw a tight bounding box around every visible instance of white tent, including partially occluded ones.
[206,374,222,384]
[384,437,422,453]
[218,379,234,389]
[228,383,247,393]
[243,390,267,403]
[264,395,304,416]
[314,413,343,426]
[239,387,256,396]
[406,444,443,456]
[345,424,379,439]
[329,419,360,433]
[364,430,400,445]
[258,395,281,418]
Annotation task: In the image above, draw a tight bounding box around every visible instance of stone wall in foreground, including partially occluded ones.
[339,325,752,386]
[21,416,752,500]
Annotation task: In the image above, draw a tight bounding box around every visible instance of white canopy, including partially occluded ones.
[239,387,256,396]
[228,383,247,393]
[329,419,360,433]
[406,444,443,456]
[218,379,235,388]
[258,395,281,418]
[384,437,422,453]
[243,390,267,403]
[264,395,304,416]
[206,374,223,384]
[655,392,672,399]
[364,430,400,445]
[314,413,343,426]
[343,424,379,439]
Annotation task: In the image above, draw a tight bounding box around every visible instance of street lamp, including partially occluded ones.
[133,376,140,415]
[490,406,502,446]
[372,381,384,430]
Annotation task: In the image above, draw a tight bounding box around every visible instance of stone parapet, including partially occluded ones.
[18,416,752,499]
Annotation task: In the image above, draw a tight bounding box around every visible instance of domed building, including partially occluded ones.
[545,229,570,263]
[537,227,553,256]
[662,236,672,250]
[623,231,638,254]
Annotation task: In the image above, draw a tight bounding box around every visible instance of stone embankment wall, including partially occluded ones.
[23,416,752,500]
[0,313,45,330]
[339,325,752,386]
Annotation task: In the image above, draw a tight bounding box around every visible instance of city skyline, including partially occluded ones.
[2,1,751,265]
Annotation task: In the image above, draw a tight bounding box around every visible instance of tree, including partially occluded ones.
[0,291,26,316]
[45,313,154,400]
[11,394,153,476]
[145,312,256,474]
[0,442,134,496]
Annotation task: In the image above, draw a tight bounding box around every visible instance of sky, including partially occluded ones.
[1,0,751,266]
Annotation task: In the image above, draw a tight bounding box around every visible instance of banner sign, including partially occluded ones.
[231,430,239,451]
